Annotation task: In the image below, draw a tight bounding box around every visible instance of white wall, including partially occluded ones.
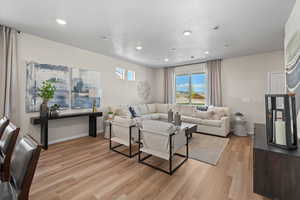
[18,33,155,143]
[222,51,284,133]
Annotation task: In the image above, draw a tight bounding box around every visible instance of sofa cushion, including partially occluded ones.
[139,114,161,120]
[208,107,229,116]
[176,105,196,117]
[156,104,169,113]
[128,106,137,118]
[194,110,213,119]
[199,119,222,127]
[158,113,168,120]
[147,104,156,113]
[181,116,202,124]
[138,104,149,115]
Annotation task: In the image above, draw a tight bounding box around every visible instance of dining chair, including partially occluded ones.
[0,123,20,181]
[0,135,42,200]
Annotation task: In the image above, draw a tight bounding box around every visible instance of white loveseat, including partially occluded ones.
[109,104,230,137]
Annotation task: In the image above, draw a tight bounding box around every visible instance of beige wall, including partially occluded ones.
[222,51,284,133]
[152,68,165,103]
[18,33,155,144]
[152,51,285,134]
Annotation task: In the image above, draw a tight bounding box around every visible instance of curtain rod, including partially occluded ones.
[0,24,21,34]
[164,58,222,69]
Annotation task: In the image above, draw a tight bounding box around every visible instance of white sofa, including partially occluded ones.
[109,104,231,137]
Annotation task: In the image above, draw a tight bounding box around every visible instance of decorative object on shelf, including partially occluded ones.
[50,104,60,117]
[137,81,151,101]
[88,88,97,112]
[37,80,56,116]
[233,112,248,136]
[108,112,114,120]
[168,109,173,123]
[265,93,298,150]
[174,112,182,126]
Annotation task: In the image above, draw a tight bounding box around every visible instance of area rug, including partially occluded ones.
[179,133,229,165]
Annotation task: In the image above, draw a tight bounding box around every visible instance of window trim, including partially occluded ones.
[127,70,136,81]
[175,72,208,105]
[115,67,125,80]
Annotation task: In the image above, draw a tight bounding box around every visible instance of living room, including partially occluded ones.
[0,0,299,199]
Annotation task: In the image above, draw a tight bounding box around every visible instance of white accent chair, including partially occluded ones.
[138,120,189,175]
[109,116,139,158]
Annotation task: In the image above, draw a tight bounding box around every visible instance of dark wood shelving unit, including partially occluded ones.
[253,123,300,200]
[31,112,102,150]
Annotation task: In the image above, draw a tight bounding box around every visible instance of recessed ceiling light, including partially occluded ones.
[164,58,169,62]
[183,30,192,36]
[136,46,143,51]
[204,51,209,55]
[213,25,220,30]
[100,36,109,40]
[56,19,67,25]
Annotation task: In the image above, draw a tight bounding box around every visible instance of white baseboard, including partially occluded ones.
[48,129,104,145]
[48,133,88,145]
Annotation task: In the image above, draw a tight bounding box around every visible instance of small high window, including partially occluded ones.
[127,70,135,81]
[115,67,125,80]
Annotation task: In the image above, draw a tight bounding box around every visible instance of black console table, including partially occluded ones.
[30,112,102,150]
[253,123,300,200]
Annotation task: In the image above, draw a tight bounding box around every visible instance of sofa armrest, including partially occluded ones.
[220,116,230,132]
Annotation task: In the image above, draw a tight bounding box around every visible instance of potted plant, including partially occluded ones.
[108,111,114,119]
[37,80,56,116]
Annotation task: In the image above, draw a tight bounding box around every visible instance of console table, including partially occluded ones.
[253,123,300,200]
[30,112,102,150]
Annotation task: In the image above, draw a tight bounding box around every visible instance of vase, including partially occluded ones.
[40,100,49,118]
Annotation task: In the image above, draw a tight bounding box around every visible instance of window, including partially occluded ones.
[115,67,125,80]
[175,73,207,105]
[127,70,135,81]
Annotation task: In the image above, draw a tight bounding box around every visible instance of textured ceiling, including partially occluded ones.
[0,0,296,67]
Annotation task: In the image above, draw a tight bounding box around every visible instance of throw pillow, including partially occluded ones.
[194,110,213,119]
[128,107,137,118]
[197,105,208,111]
[210,110,226,120]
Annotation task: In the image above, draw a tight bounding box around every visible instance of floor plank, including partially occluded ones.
[30,135,269,200]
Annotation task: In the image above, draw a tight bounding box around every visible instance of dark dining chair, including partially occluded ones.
[0,135,42,200]
[0,117,9,139]
[0,123,20,181]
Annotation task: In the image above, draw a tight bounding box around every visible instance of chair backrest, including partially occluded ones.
[0,117,9,139]
[142,120,176,135]
[10,135,42,200]
[0,122,20,181]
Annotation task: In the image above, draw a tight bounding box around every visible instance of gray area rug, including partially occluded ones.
[179,133,229,165]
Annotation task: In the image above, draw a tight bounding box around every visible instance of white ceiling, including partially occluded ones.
[0,0,295,68]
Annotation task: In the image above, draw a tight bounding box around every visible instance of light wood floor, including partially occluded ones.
[30,135,269,200]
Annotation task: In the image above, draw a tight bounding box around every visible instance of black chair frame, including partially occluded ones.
[109,123,139,158]
[138,129,189,175]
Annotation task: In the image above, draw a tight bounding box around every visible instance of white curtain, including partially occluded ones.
[0,25,20,125]
[164,67,175,104]
[207,59,222,106]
